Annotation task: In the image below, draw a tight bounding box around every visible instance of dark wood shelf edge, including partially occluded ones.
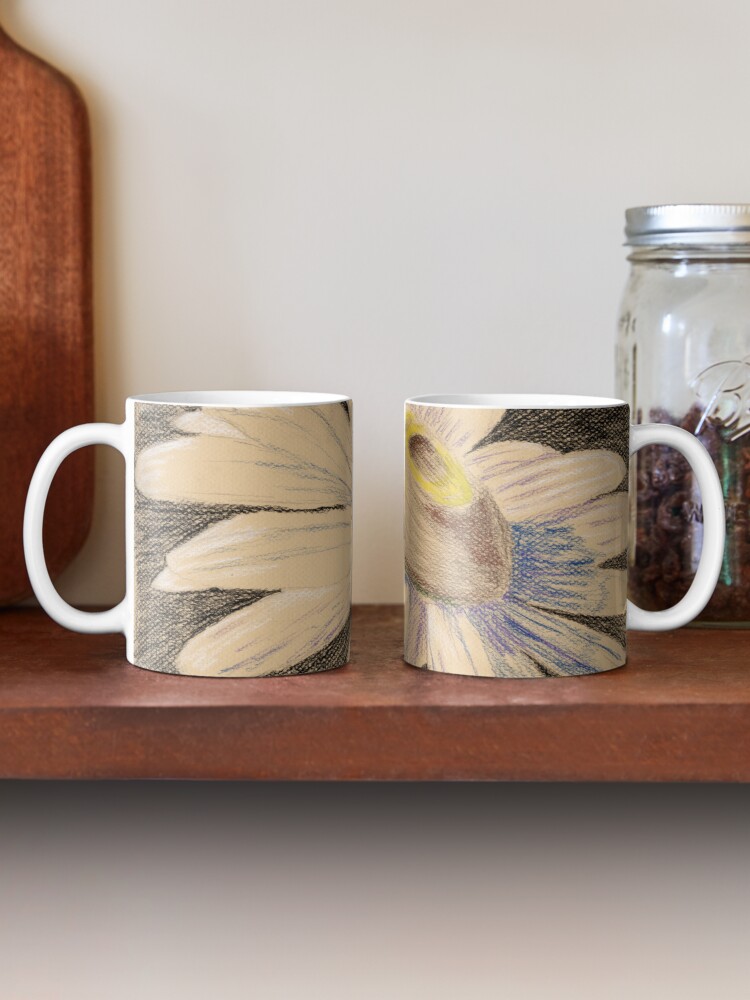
[2,607,749,781]
[1,702,748,781]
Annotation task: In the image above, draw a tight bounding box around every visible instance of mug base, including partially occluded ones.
[403,655,626,679]
[126,653,350,679]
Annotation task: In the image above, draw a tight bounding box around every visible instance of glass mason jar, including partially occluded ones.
[616,204,750,627]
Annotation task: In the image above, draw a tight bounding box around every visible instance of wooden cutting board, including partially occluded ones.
[0,23,94,604]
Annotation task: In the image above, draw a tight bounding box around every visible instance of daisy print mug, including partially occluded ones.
[404,394,725,678]
[24,391,352,677]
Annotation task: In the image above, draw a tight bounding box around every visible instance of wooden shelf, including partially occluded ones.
[1,607,749,781]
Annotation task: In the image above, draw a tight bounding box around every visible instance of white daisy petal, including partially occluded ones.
[135,435,349,509]
[502,601,625,675]
[407,404,503,456]
[413,598,495,676]
[173,409,247,440]
[232,406,352,483]
[307,403,352,477]
[465,440,556,485]
[175,586,349,677]
[153,509,351,593]
[175,405,352,484]
[495,648,548,678]
[558,493,629,558]
[487,450,626,522]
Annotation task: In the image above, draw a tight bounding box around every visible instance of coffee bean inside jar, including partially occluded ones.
[632,406,750,622]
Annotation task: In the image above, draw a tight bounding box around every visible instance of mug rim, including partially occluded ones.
[406,393,627,410]
[129,390,350,407]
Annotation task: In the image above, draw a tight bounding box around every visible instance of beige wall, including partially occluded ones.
[9,0,750,606]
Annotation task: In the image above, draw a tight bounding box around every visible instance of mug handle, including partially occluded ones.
[627,423,725,631]
[24,422,128,634]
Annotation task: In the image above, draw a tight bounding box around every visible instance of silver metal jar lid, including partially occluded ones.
[625,204,750,246]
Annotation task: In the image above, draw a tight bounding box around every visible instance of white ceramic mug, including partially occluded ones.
[25,391,352,677]
[404,394,726,677]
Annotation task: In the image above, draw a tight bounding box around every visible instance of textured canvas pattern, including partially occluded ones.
[404,403,629,677]
[134,402,352,677]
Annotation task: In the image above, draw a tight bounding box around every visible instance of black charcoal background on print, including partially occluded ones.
[476,403,630,646]
[133,403,350,675]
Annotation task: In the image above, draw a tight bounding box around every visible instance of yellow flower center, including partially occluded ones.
[406,420,473,507]
[405,418,512,604]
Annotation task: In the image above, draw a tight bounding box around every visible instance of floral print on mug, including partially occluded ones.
[133,402,352,677]
[404,403,629,677]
